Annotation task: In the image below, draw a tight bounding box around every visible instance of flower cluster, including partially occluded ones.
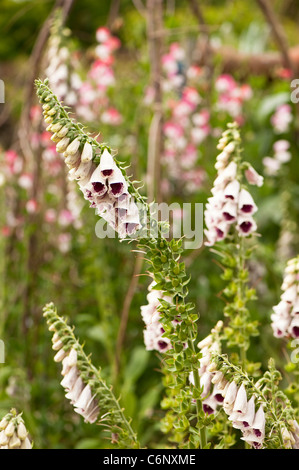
[77,27,122,125]
[189,322,224,415]
[44,305,100,424]
[36,79,141,238]
[22,107,83,255]
[149,42,207,195]
[218,379,266,449]
[141,280,172,353]
[45,13,81,107]
[204,124,263,246]
[43,302,140,447]
[0,409,32,449]
[271,256,299,339]
[282,421,299,449]
[79,148,141,237]
[52,343,100,424]
[215,74,252,124]
[193,330,266,449]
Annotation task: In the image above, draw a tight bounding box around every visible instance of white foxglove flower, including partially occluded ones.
[271,256,299,339]
[108,166,127,198]
[238,189,257,215]
[241,405,265,449]
[140,281,172,353]
[51,341,100,424]
[99,148,117,177]
[232,383,248,414]
[224,180,240,201]
[229,394,256,429]
[204,126,261,246]
[223,381,238,406]
[237,216,257,237]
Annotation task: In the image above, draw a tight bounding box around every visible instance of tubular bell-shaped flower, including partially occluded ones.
[189,321,225,415]
[204,123,262,247]
[271,255,299,339]
[203,354,266,449]
[35,79,142,239]
[140,280,173,353]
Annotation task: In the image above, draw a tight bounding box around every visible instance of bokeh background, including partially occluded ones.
[0,0,299,449]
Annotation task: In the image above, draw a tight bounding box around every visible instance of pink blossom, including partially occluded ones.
[182,87,201,108]
[45,209,57,224]
[1,226,12,237]
[161,54,178,75]
[105,36,121,52]
[163,121,184,139]
[271,104,292,133]
[101,107,122,125]
[181,144,197,169]
[191,124,210,145]
[173,99,194,118]
[192,109,210,127]
[239,84,252,101]
[263,156,281,175]
[95,43,113,62]
[186,65,202,80]
[30,105,41,123]
[5,150,22,175]
[169,42,185,61]
[58,233,72,253]
[18,173,33,190]
[245,166,264,187]
[26,199,38,214]
[215,74,236,94]
[58,209,74,227]
[96,27,111,43]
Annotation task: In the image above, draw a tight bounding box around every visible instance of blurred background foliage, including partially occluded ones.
[0,0,299,449]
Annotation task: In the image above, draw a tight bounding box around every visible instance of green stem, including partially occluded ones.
[191,354,207,448]
[235,233,247,368]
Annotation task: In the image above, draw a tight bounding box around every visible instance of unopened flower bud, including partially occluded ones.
[17,422,28,440]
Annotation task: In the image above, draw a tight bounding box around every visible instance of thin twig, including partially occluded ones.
[146,0,164,204]
[256,0,294,73]
[256,0,299,135]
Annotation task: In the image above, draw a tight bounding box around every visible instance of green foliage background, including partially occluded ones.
[0,0,299,449]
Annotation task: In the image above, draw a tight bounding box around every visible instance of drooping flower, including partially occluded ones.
[49,329,100,424]
[208,365,266,448]
[244,165,264,187]
[189,322,225,415]
[140,280,172,353]
[36,80,141,239]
